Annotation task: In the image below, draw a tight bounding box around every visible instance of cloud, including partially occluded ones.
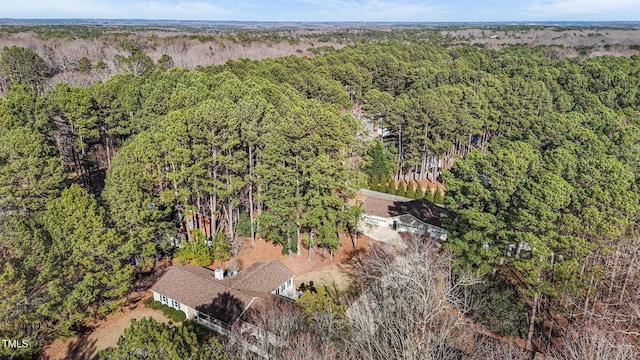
[525,0,640,17]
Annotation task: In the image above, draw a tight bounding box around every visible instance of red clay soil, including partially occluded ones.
[213,233,373,277]
[42,234,375,359]
[43,294,168,360]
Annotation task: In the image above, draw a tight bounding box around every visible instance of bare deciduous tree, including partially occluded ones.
[344,238,479,360]
[549,326,639,360]
[226,299,337,359]
[469,335,531,360]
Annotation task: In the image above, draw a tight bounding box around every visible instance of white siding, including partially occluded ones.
[152,291,191,318]
[361,214,390,227]
[272,276,296,298]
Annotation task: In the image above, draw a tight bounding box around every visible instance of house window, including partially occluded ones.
[275,288,280,295]
[161,295,167,303]
[172,300,181,310]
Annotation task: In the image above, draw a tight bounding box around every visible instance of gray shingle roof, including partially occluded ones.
[222,259,295,293]
[361,193,449,227]
[150,260,294,323]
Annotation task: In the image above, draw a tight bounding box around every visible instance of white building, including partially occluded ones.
[150,259,295,333]
[358,189,448,242]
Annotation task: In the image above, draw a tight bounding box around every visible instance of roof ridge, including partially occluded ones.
[174,265,239,293]
[231,259,277,290]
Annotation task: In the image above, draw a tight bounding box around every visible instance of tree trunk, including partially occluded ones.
[209,192,216,239]
[618,252,634,305]
[526,267,542,351]
[308,229,314,261]
[248,145,255,244]
[225,165,235,242]
[526,290,540,351]
[350,227,357,250]
[256,177,262,240]
[296,178,302,256]
[296,222,302,256]
[185,197,193,244]
[583,274,594,318]
[196,188,203,236]
[608,249,620,295]
[170,162,186,243]
[225,203,234,242]
[420,149,427,180]
[106,134,111,167]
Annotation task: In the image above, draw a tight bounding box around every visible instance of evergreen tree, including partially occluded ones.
[0,126,65,213]
[0,46,48,92]
[99,317,225,360]
[386,178,396,195]
[406,183,417,199]
[364,139,392,180]
[370,174,381,191]
[433,189,445,204]
[397,182,408,198]
[425,187,436,202]
[77,57,92,73]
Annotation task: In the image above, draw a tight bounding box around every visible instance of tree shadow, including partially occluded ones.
[387,198,450,227]
[196,291,247,325]
[64,335,98,360]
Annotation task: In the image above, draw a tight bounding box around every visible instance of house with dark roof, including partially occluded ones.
[358,189,448,241]
[150,259,295,333]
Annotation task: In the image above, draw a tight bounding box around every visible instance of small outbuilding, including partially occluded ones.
[358,189,449,241]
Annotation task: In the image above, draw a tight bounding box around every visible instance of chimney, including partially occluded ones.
[214,267,224,280]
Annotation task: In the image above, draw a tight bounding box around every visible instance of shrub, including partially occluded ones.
[172,310,187,322]
[161,307,186,322]
[163,307,176,317]
[148,300,162,310]
[175,230,214,266]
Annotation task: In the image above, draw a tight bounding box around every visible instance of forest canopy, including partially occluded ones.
[1,29,640,357]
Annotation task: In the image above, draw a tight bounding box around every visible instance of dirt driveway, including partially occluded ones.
[43,233,384,359]
[43,295,168,360]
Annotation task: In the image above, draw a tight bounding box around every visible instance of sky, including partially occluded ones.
[1,0,639,22]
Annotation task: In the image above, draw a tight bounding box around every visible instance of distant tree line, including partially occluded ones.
[2,32,640,357]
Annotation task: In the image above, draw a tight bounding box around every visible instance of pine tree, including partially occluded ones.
[370,174,381,191]
[98,318,225,359]
[426,187,436,202]
[406,183,417,199]
[385,178,395,195]
[397,183,408,198]
[415,186,425,199]
[434,189,445,204]
[364,139,392,180]
[0,46,49,92]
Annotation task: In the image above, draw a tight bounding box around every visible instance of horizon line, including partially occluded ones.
[1,18,640,25]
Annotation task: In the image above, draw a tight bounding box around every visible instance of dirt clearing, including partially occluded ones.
[43,294,168,360]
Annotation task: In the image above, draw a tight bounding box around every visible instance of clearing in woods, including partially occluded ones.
[43,234,379,359]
